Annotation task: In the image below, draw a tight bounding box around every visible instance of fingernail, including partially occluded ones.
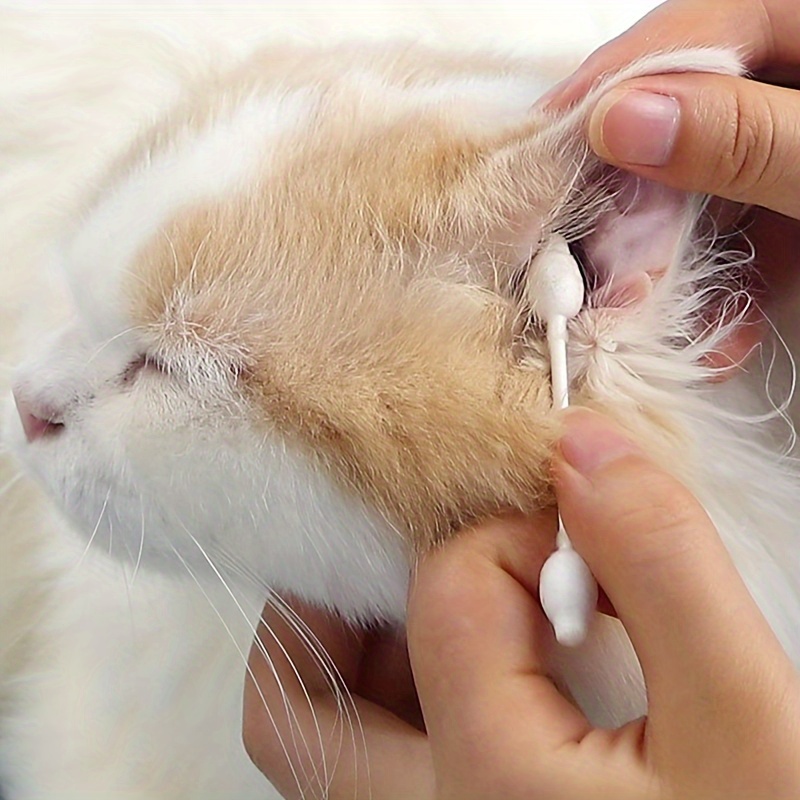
[593,89,680,167]
[558,410,642,475]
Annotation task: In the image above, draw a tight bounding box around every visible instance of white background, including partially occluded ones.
[2,1,664,61]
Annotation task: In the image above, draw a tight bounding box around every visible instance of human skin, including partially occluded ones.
[244,412,800,799]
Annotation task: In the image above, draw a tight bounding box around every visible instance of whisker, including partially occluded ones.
[213,550,350,770]
[86,327,140,366]
[160,229,181,286]
[254,602,335,796]
[216,549,369,799]
[130,494,146,588]
[175,523,326,797]
[107,508,114,558]
[216,553,345,699]
[0,472,24,499]
[761,308,798,454]
[266,594,363,797]
[188,228,214,293]
[74,487,111,570]
[164,539,310,799]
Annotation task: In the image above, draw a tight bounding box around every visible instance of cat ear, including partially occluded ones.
[472,48,744,306]
[563,48,744,306]
[472,137,694,310]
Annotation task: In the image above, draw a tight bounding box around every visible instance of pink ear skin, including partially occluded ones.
[590,269,653,312]
[578,174,678,315]
[580,176,687,290]
[588,270,765,382]
[576,172,764,380]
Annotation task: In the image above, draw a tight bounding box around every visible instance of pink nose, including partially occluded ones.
[12,389,65,443]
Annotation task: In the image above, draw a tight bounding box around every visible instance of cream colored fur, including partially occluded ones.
[1,13,799,800]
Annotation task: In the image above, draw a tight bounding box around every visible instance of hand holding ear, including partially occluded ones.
[539,0,800,374]
[542,0,800,220]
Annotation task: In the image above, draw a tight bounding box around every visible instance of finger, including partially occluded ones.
[357,627,424,730]
[587,72,800,218]
[262,600,421,728]
[407,513,593,786]
[243,601,434,800]
[543,0,800,110]
[554,410,795,727]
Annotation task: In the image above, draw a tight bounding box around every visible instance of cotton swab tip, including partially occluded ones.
[526,234,584,322]
[539,545,598,647]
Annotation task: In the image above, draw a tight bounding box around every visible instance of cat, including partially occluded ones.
[1,39,799,800]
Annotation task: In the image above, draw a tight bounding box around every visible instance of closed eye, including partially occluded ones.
[120,354,167,386]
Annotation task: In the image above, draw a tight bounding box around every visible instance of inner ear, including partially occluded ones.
[465,136,698,310]
[577,171,695,307]
[446,48,743,308]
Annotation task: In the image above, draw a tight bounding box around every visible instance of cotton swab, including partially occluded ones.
[526,234,598,647]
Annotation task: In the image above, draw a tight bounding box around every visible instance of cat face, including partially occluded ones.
[5,45,742,622]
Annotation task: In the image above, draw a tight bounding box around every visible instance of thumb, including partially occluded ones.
[588,72,800,219]
[553,410,791,722]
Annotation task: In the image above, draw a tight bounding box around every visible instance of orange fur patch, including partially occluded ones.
[125,43,581,548]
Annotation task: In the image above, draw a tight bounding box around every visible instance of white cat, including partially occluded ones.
[1,40,799,800]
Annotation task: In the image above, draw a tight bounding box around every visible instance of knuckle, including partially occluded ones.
[407,551,478,646]
[580,42,616,75]
[714,89,777,199]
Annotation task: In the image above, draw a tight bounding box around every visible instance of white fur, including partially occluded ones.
[67,91,317,341]
[5,319,410,622]
[1,25,799,800]
[0,528,275,800]
[411,75,552,127]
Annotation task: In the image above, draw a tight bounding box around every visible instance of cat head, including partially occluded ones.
[5,44,743,622]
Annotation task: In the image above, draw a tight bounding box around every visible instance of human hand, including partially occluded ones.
[243,410,800,799]
[540,0,800,312]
